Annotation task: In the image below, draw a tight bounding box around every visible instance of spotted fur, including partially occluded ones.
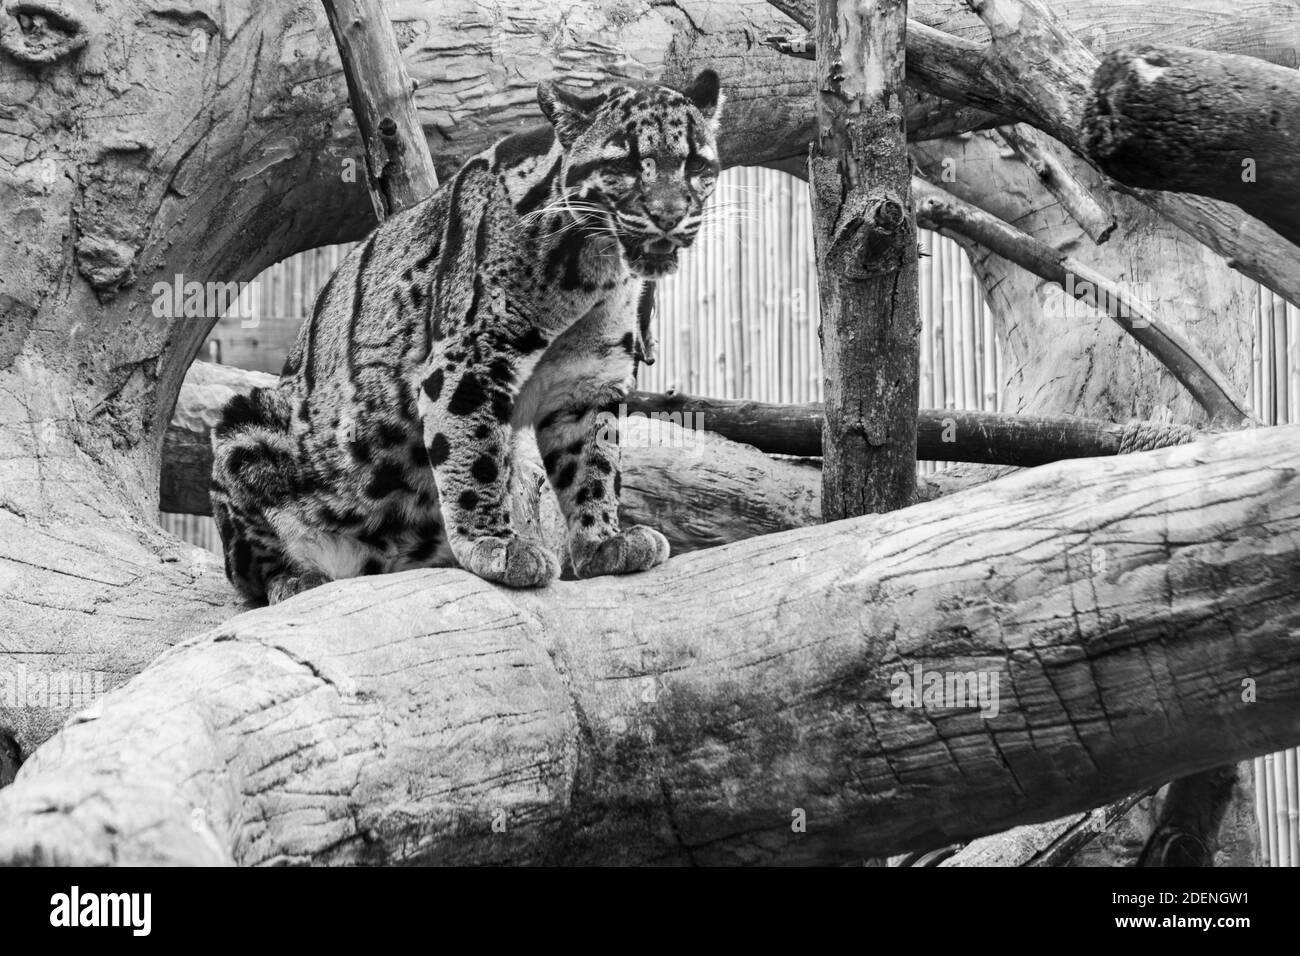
[211,71,723,602]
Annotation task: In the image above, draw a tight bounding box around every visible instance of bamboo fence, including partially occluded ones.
[161,167,1298,864]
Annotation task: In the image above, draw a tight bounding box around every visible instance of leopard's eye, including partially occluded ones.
[686,156,713,176]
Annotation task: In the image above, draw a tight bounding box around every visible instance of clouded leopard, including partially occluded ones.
[210,71,723,604]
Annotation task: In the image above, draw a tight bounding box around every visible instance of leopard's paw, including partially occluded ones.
[462,536,560,588]
[572,525,670,578]
[266,569,330,605]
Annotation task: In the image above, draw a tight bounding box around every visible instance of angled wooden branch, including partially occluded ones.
[942,793,1149,867]
[321,0,439,220]
[913,177,1254,426]
[614,390,1198,462]
[997,124,1116,244]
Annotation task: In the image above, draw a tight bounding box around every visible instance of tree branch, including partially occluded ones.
[996,124,1116,244]
[320,0,438,219]
[912,177,1254,426]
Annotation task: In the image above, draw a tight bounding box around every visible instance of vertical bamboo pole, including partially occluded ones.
[1275,751,1291,867]
[1253,288,1263,418]
[1286,748,1299,866]
[1292,302,1300,425]
[960,248,978,410]
[1255,756,1271,866]
[1264,753,1279,867]
[1273,292,1289,426]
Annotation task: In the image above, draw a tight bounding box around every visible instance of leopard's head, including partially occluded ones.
[538,70,723,278]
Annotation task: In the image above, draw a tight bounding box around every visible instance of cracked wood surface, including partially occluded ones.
[0,424,1297,864]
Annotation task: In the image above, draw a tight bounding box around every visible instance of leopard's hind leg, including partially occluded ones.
[210,388,326,605]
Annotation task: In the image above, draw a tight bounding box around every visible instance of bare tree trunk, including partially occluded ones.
[811,0,919,518]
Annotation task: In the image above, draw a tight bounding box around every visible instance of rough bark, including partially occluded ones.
[1085,44,1300,247]
[811,0,920,519]
[955,0,1300,309]
[321,0,439,219]
[2,423,1299,865]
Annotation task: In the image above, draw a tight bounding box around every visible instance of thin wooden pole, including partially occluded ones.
[321,0,438,220]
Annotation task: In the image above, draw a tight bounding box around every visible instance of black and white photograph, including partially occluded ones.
[0,0,1295,915]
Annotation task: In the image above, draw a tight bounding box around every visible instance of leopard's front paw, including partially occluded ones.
[462,536,560,588]
[572,525,670,578]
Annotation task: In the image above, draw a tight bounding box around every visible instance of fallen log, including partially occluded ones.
[4,424,1299,865]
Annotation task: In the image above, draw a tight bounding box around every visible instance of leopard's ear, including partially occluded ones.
[538,82,607,148]
[681,69,724,133]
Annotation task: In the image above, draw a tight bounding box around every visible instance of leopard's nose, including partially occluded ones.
[646,199,686,234]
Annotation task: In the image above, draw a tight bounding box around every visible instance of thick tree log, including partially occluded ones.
[3,424,1300,864]
[1085,45,1300,247]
